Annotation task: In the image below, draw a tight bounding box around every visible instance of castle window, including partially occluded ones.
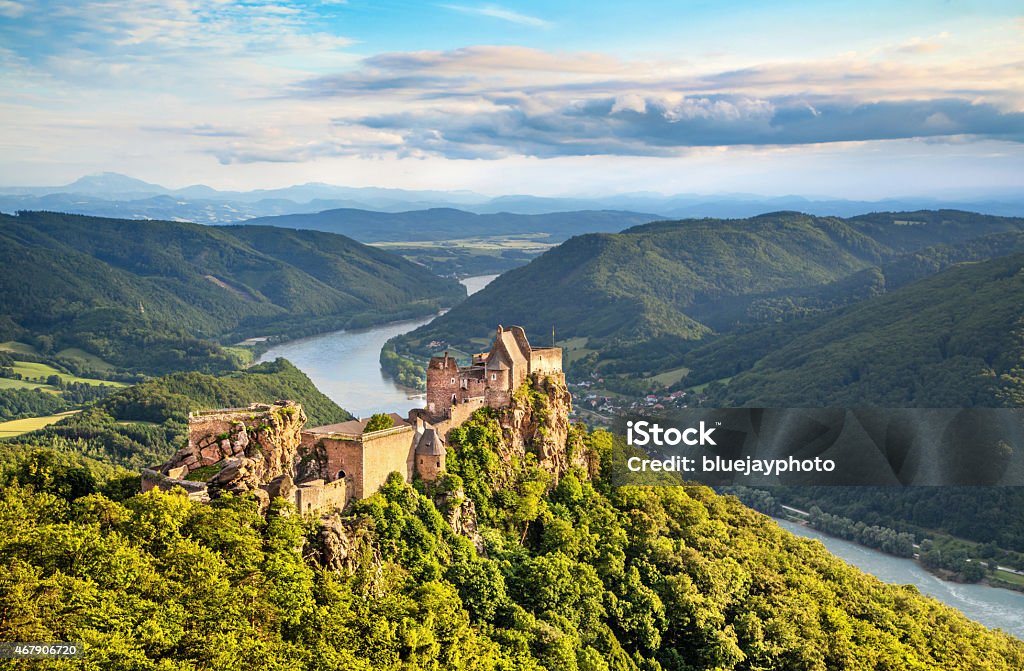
[491,373,496,381]
[436,461,440,467]
[451,377,456,384]
[337,470,346,480]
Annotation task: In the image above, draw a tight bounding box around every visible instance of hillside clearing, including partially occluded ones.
[0,410,80,438]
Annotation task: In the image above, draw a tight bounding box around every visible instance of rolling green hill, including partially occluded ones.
[391,210,1024,376]
[0,211,464,374]
[699,251,1024,407]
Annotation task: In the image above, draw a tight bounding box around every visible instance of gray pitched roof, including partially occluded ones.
[415,428,446,456]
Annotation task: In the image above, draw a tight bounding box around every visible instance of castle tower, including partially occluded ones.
[415,427,446,481]
[426,352,460,419]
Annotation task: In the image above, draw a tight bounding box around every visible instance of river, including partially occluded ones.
[775,518,1024,639]
[258,273,1021,640]
[257,274,496,418]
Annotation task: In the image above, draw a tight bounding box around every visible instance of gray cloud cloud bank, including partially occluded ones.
[279,46,1024,160]
[320,95,1021,160]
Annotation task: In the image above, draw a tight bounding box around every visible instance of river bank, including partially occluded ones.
[774,502,1024,594]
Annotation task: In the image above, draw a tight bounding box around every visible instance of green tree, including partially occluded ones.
[365,413,395,432]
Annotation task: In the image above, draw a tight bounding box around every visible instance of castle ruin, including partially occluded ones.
[426,324,563,419]
[142,325,562,515]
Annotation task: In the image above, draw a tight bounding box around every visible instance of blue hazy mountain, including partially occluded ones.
[2,173,1022,226]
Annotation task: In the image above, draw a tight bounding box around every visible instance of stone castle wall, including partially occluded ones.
[359,425,416,499]
[530,348,563,375]
[450,396,486,425]
[299,423,417,504]
[416,452,444,481]
[294,478,347,515]
[297,435,364,506]
[486,387,512,409]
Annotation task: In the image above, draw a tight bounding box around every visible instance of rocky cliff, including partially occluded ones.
[155,401,307,505]
[495,372,590,483]
[432,485,485,554]
[207,402,306,498]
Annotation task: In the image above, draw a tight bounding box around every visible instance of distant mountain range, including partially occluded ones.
[2,172,1022,224]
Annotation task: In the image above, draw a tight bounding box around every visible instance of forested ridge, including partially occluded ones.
[1,402,1022,669]
[697,251,1024,407]
[0,211,464,376]
[391,210,1024,375]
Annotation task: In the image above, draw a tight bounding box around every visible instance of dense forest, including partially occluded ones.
[0,211,465,376]
[1,404,1022,669]
[697,251,1024,407]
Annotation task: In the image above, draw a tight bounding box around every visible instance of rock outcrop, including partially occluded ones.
[432,486,485,555]
[315,517,385,593]
[495,372,590,483]
[153,401,307,505]
[207,402,306,497]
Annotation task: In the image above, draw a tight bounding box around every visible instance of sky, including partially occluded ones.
[0,0,1022,198]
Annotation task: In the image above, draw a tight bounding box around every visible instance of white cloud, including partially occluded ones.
[1,3,1022,195]
[441,4,550,28]
[611,94,647,115]
[0,0,26,18]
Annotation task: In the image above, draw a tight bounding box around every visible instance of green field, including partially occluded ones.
[371,234,555,276]
[558,337,596,366]
[0,411,79,438]
[650,365,690,386]
[688,376,733,394]
[10,361,126,387]
[55,347,116,372]
[0,377,58,392]
[372,233,555,254]
[993,569,1024,588]
[0,341,40,355]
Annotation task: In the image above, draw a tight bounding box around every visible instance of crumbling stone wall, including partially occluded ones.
[153,400,307,503]
[294,478,347,515]
[529,347,562,375]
